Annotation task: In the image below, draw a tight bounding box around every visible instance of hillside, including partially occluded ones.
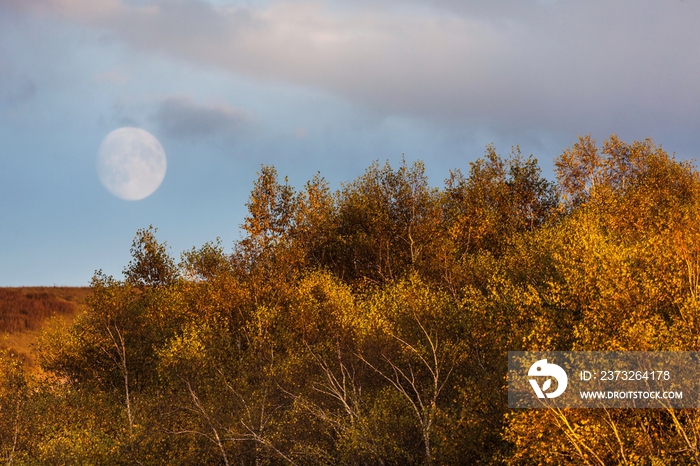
[0,287,90,368]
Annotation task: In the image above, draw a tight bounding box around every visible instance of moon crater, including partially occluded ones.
[97,127,167,201]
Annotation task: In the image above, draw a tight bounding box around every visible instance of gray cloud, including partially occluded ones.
[151,95,252,139]
[2,76,37,106]
[7,0,700,140]
[0,71,37,106]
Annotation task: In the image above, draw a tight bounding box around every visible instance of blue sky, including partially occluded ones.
[1,0,699,285]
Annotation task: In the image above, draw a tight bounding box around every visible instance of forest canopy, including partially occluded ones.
[2,134,700,464]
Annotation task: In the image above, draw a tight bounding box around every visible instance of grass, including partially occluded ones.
[0,287,91,370]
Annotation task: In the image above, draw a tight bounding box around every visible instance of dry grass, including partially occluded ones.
[0,287,91,370]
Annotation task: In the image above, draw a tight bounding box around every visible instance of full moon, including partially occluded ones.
[96,127,167,201]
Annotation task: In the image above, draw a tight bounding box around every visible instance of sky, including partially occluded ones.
[1,0,699,286]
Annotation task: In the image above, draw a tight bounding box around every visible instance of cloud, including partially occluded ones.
[151,95,252,140]
[6,0,700,138]
[0,68,37,107]
[95,68,131,85]
[1,0,124,21]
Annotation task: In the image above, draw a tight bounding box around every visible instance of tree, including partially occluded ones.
[0,350,29,465]
[124,226,177,288]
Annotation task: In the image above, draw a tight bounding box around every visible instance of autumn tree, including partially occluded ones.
[19,135,700,464]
